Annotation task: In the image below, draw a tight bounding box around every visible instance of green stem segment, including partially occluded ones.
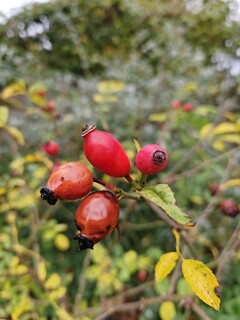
[124,174,142,190]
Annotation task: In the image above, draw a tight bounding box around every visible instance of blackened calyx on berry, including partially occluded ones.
[153,150,166,164]
[40,187,57,205]
[81,124,96,137]
[74,234,94,250]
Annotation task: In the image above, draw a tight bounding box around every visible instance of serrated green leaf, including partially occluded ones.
[182,259,220,310]
[155,252,179,283]
[138,184,193,226]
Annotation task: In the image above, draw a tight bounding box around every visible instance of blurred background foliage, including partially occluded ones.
[0,0,240,319]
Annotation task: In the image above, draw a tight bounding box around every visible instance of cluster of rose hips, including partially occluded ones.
[40,124,169,250]
[171,100,194,112]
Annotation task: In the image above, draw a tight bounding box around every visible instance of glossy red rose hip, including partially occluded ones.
[82,125,131,177]
[135,144,168,175]
[74,190,119,250]
[40,161,93,205]
[220,199,239,217]
[42,140,59,156]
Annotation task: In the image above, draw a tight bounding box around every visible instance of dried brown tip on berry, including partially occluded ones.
[153,150,166,164]
[74,234,94,250]
[81,124,96,137]
[40,187,57,205]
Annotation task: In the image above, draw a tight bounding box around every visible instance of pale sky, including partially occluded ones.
[0,0,48,17]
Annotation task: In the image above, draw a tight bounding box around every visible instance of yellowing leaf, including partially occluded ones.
[213,122,239,135]
[148,112,167,122]
[181,81,198,93]
[54,234,70,251]
[138,184,193,226]
[97,80,125,94]
[133,139,141,153]
[216,134,240,144]
[212,140,226,152]
[172,229,181,256]
[0,106,9,125]
[1,81,26,99]
[155,252,179,283]
[45,273,61,290]
[56,307,73,320]
[50,286,67,300]
[5,125,25,145]
[93,94,118,103]
[182,259,220,310]
[220,179,240,191]
[159,301,176,320]
[199,123,214,138]
[37,260,47,281]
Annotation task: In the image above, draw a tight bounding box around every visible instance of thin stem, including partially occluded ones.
[124,174,142,190]
[93,177,118,192]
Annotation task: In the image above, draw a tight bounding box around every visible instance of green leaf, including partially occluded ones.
[0,106,9,126]
[155,252,179,283]
[182,259,220,310]
[138,184,194,226]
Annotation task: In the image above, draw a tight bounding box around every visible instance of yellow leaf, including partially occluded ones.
[213,122,239,135]
[1,80,26,100]
[0,187,6,195]
[155,252,179,283]
[190,195,204,205]
[37,260,47,281]
[54,234,70,251]
[5,125,25,145]
[212,140,226,152]
[148,112,167,122]
[159,301,176,320]
[45,273,61,290]
[215,134,240,144]
[182,259,220,310]
[181,82,198,93]
[172,229,181,257]
[133,139,141,153]
[199,123,214,138]
[93,93,118,103]
[97,80,125,94]
[50,286,67,300]
[56,307,73,320]
[220,179,240,191]
[0,106,9,125]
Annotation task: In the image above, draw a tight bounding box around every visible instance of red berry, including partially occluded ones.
[220,199,239,217]
[45,99,55,112]
[209,182,219,196]
[135,144,168,175]
[74,190,119,250]
[36,90,45,97]
[171,100,182,110]
[42,140,59,157]
[40,161,93,205]
[183,102,194,112]
[137,269,148,282]
[82,125,131,178]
